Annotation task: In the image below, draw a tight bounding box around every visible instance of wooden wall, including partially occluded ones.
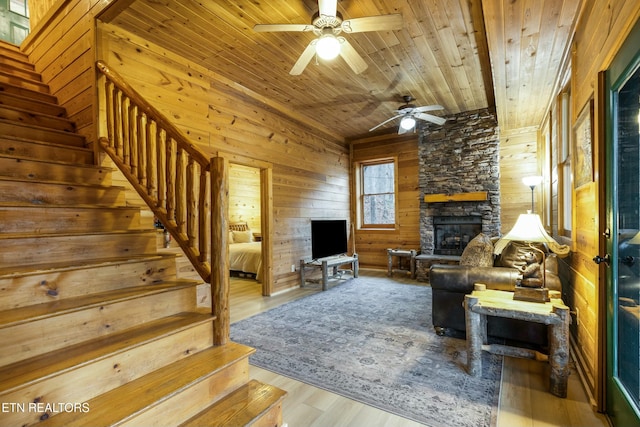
[96,23,350,293]
[229,164,261,233]
[20,0,350,294]
[349,133,421,269]
[22,0,100,151]
[499,128,541,232]
[540,0,640,407]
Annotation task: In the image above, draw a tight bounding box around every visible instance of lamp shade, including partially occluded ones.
[522,176,543,187]
[494,213,570,257]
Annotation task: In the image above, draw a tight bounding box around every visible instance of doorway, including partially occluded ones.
[228,161,273,296]
[603,17,640,426]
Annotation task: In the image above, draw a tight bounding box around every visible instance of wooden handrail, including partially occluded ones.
[96,60,229,344]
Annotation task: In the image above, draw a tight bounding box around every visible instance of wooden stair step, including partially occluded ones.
[0,155,111,185]
[0,135,94,163]
[0,43,30,63]
[37,342,256,427]
[0,81,58,104]
[0,205,142,234]
[181,379,287,427]
[0,61,42,82]
[0,119,85,147]
[0,313,216,427]
[0,253,180,310]
[0,311,214,394]
[0,229,159,266]
[0,253,177,279]
[0,179,125,206]
[0,280,199,366]
[0,53,35,72]
[0,70,50,93]
[0,104,75,132]
[0,91,66,116]
[0,280,198,328]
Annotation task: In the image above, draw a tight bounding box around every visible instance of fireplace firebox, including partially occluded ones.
[433,216,482,255]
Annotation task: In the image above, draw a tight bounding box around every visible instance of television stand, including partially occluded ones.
[300,254,359,291]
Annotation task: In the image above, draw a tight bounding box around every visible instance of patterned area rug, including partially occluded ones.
[230,275,502,427]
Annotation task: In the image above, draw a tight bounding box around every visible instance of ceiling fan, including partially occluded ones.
[253,0,402,75]
[369,96,446,134]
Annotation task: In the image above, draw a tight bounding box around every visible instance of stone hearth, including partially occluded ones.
[416,108,500,280]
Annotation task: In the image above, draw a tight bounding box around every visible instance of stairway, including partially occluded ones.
[0,41,286,427]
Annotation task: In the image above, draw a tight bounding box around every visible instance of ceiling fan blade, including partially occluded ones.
[338,38,368,74]
[342,14,403,33]
[318,0,337,17]
[253,23,314,32]
[290,40,318,75]
[416,112,447,125]
[369,114,403,132]
[413,104,444,113]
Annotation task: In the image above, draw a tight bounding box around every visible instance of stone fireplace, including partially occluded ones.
[418,108,501,268]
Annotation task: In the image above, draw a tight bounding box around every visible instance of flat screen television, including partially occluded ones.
[311,219,348,260]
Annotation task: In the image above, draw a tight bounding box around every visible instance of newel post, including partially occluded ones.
[211,156,230,345]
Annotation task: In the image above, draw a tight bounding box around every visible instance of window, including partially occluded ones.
[558,90,572,236]
[9,0,29,17]
[359,158,397,228]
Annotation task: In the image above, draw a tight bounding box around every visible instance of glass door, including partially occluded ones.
[604,18,640,426]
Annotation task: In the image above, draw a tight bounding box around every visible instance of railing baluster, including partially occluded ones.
[156,127,166,211]
[187,157,197,250]
[129,104,138,177]
[147,119,157,200]
[199,169,210,263]
[104,80,114,147]
[122,96,130,167]
[166,137,176,226]
[176,148,186,238]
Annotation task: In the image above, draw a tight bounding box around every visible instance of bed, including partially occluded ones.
[229,222,262,281]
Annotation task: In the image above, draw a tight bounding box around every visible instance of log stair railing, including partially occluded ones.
[96,60,229,344]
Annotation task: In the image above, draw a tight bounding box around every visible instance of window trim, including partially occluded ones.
[356,157,398,230]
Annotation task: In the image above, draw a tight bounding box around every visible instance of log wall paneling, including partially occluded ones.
[499,130,540,233]
[556,0,640,407]
[229,163,261,233]
[96,23,350,294]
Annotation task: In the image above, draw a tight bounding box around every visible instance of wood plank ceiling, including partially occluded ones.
[99,0,581,142]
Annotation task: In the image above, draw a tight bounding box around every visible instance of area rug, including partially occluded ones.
[230,275,502,427]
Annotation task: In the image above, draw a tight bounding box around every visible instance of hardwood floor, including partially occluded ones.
[230,270,610,427]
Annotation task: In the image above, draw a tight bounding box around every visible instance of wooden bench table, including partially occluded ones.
[464,284,570,397]
[300,254,359,291]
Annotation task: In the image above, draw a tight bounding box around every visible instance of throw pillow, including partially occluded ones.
[232,230,253,243]
[459,233,494,267]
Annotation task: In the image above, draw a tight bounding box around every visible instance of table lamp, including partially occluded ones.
[497,212,569,302]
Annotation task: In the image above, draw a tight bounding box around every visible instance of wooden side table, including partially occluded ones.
[386,248,417,278]
[464,284,570,398]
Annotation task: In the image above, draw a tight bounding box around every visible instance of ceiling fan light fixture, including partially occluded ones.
[399,116,416,130]
[316,34,340,60]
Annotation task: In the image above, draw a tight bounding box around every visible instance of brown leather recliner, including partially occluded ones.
[429,241,563,351]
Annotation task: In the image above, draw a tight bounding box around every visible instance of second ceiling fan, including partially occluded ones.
[253,0,402,75]
[369,96,447,134]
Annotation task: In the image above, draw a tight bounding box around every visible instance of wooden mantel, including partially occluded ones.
[424,191,488,203]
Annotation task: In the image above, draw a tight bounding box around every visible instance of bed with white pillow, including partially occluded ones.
[229,222,262,280]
